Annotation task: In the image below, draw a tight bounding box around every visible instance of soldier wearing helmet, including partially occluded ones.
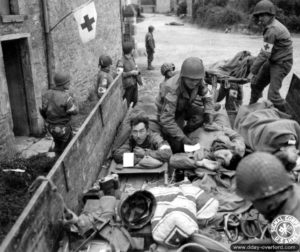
[95,54,114,99]
[145,25,155,70]
[155,63,176,111]
[249,0,293,114]
[156,57,220,153]
[236,152,300,222]
[117,42,143,107]
[40,72,78,155]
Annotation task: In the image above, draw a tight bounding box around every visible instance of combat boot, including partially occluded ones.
[147,62,154,70]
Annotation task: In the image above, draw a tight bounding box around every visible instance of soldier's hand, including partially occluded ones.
[182,136,197,145]
[130,70,139,76]
[133,147,146,158]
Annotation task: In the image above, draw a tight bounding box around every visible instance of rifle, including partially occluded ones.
[205,70,249,87]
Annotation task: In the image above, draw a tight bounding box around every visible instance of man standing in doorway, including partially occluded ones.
[41,72,78,155]
[249,0,293,113]
[145,25,155,70]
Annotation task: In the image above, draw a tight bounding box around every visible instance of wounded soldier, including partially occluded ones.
[113,115,172,166]
[169,119,245,171]
[234,101,300,171]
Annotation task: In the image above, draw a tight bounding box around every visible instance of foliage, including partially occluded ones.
[192,0,300,32]
[177,1,187,16]
[194,5,244,29]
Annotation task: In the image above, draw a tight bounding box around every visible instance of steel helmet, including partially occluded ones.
[161,63,175,76]
[123,42,134,54]
[148,25,155,32]
[118,190,156,230]
[180,57,205,79]
[54,72,71,87]
[236,152,293,201]
[177,243,209,252]
[98,55,112,68]
[253,0,276,16]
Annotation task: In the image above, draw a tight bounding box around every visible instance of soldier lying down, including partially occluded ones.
[169,121,245,171]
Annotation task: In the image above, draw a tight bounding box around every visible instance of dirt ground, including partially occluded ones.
[0,154,57,242]
[135,14,300,104]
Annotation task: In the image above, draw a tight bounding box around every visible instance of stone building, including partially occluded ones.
[0,0,123,158]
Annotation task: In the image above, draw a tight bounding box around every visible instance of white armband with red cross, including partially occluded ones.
[262,42,273,53]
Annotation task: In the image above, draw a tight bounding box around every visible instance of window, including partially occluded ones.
[0,0,19,15]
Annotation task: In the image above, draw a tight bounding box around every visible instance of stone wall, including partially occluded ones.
[48,0,123,101]
[0,0,123,159]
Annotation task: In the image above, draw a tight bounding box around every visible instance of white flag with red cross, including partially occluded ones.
[73,1,97,43]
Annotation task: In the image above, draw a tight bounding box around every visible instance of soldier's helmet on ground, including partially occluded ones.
[54,72,71,87]
[180,57,205,80]
[98,55,112,68]
[253,0,276,17]
[118,190,156,230]
[236,152,293,201]
[160,63,175,76]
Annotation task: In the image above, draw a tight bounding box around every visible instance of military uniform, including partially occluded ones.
[234,103,300,153]
[236,152,300,222]
[170,125,245,170]
[145,28,155,69]
[41,73,78,154]
[96,55,113,99]
[113,131,172,164]
[157,73,214,152]
[119,54,142,107]
[95,69,114,99]
[250,17,293,110]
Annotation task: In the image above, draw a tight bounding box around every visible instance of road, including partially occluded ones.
[135,14,300,104]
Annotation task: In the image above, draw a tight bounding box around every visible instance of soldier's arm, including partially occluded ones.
[169,153,198,169]
[160,92,186,141]
[251,28,275,75]
[148,38,155,51]
[113,139,141,164]
[66,95,78,115]
[145,133,172,162]
[224,126,246,156]
[202,87,214,114]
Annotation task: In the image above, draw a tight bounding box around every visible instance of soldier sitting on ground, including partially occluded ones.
[236,152,300,223]
[113,115,172,166]
[40,72,78,155]
[95,54,114,99]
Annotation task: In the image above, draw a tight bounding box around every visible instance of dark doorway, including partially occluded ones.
[2,39,30,136]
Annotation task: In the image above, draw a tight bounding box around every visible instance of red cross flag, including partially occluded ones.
[73,1,97,43]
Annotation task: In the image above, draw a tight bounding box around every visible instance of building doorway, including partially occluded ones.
[2,39,31,136]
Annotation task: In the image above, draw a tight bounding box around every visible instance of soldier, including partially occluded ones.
[117,42,143,107]
[234,102,300,171]
[249,0,293,113]
[145,25,155,70]
[95,54,113,99]
[113,115,172,165]
[155,63,176,111]
[156,57,220,153]
[41,72,78,155]
[236,152,300,222]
